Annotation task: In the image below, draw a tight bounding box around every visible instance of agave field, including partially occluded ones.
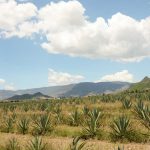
[0,90,150,150]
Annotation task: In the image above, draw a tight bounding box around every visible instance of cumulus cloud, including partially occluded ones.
[0,0,37,38]
[0,78,5,84]
[48,69,84,86]
[0,78,15,90]
[0,0,150,62]
[97,70,134,82]
[4,84,15,90]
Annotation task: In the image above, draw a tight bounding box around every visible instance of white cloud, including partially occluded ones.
[0,0,14,2]
[48,69,84,86]
[17,0,30,2]
[0,0,150,62]
[0,0,37,38]
[4,84,15,91]
[0,78,5,84]
[0,78,15,90]
[97,70,134,82]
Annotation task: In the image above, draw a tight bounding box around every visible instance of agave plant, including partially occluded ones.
[11,112,17,122]
[33,114,53,135]
[82,106,90,117]
[27,136,47,150]
[3,105,9,114]
[23,104,30,112]
[122,99,132,109]
[70,109,81,126]
[114,145,124,150]
[39,103,48,112]
[9,105,16,112]
[69,136,85,150]
[110,115,131,140]
[82,108,102,138]
[5,138,21,150]
[18,118,30,134]
[53,104,63,124]
[134,100,150,129]
[4,116,14,133]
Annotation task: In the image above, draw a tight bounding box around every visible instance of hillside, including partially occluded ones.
[0,81,130,100]
[63,81,130,97]
[7,92,51,101]
[129,76,150,91]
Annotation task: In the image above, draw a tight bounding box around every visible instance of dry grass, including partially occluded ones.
[0,94,150,149]
[0,133,149,150]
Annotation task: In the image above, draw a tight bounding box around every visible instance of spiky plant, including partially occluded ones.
[3,105,9,114]
[134,100,150,129]
[69,136,86,150]
[5,138,21,150]
[70,109,81,126]
[53,104,63,124]
[39,103,48,112]
[9,105,16,112]
[122,99,132,109]
[110,115,131,140]
[33,114,53,135]
[114,146,124,150]
[11,112,17,123]
[18,118,30,134]
[27,136,47,150]
[82,106,90,117]
[4,116,13,133]
[82,108,102,138]
[23,104,29,112]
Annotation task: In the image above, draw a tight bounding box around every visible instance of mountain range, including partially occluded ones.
[7,92,51,101]
[0,81,130,100]
[0,76,149,100]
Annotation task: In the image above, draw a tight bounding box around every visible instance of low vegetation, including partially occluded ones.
[0,89,149,149]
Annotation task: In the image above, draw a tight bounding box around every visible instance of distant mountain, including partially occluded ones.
[7,92,51,101]
[0,81,130,100]
[129,76,150,91]
[0,84,74,100]
[63,82,130,97]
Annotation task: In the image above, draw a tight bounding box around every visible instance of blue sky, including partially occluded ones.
[0,0,150,90]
